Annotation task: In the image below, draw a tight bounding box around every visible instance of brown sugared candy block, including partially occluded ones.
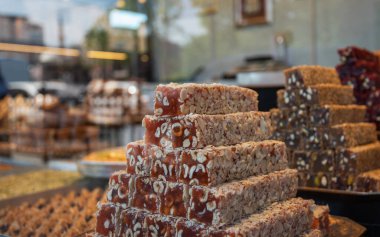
[286,107,309,128]
[143,112,272,149]
[207,198,315,237]
[284,65,340,87]
[312,150,335,173]
[126,141,150,176]
[310,105,367,127]
[149,148,179,182]
[158,182,188,217]
[106,171,134,207]
[95,204,121,236]
[270,108,288,129]
[311,205,330,237]
[330,174,356,190]
[144,214,176,237]
[119,208,146,237]
[284,130,302,149]
[188,169,298,225]
[336,142,380,175]
[294,150,313,172]
[329,123,377,148]
[125,141,287,187]
[299,84,355,106]
[175,218,207,237]
[302,127,327,151]
[355,169,380,192]
[154,83,258,116]
[131,177,165,213]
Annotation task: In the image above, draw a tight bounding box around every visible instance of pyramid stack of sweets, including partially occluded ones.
[335,46,380,130]
[93,83,327,236]
[271,65,380,190]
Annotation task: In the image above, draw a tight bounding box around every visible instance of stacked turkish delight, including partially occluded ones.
[336,46,380,129]
[272,65,380,190]
[94,83,325,236]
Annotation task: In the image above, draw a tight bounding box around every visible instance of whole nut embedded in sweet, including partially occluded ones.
[172,122,183,137]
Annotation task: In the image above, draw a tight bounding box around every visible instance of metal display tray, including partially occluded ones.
[298,187,380,237]
[77,160,125,178]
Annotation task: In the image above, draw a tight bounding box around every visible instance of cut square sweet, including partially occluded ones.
[143,111,272,149]
[188,169,298,225]
[158,182,188,217]
[131,177,166,213]
[310,105,367,127]
[284,65,341,87]
[329,123,377,148]
[355,169,380,192]
[106,171,135,207]
[154,83,258,116]
[126,141,150,176]
[144,214,176,237]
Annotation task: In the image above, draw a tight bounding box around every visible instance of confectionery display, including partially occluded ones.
[0,170,81,200]
[86,79,150,125]
[93,83,328,237]
[272,65,380,190]
[8,94,104,159]
[354,168,380,192]
[0,188,103,236]
[83,147,126,162]
[335,46,380,130]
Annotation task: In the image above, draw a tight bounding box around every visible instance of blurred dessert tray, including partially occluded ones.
[77,160,125,178]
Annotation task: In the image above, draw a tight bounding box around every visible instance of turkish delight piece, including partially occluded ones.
[329,123,377,148]
[206,198,314,237]
[144,214,176,237]
[188,169,298,225]
[338,46,380,63]
[302,127,327,151]
[270,108,288,129]
[158,182,188,218]
[293,150,313,172]
[148,147,180,182]
[310,105,366,127]
[336,142,380,175]
[330,174,356,190]
[311,205,330,237]
[154,83,258,116]
[126,140,150,175]
[355,169,380,192]
[95,203,122,236]
[284,129,302,149]
[143,111,272,149]
[106,171,135,207]
[175,218,207,237]
[286,107,309,128]
[311,150,335,174]
[119,208,147,237]
[178,140,288,187]
[298,84,354,106]
[131,176,166,213]
[284,65,340,87]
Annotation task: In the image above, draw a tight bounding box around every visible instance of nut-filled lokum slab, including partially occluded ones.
[284,65,341,87]
[310,105,366,127]
[105,169,298,226]
[205,198,314,237]
[143,111,272,149]
[336,142,380,175]
[126,140,288,186]
[283,84,355,107]
[355,169,380,192]
[154,83,259,116]
[95,198,314,237]
[329,123,377,148]
[188,169,298,225]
